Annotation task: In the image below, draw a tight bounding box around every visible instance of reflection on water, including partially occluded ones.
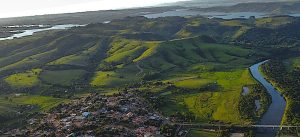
[0,24,85,41]
[289,13,300,17]
[250,61,286,137]
[255,100,261,111]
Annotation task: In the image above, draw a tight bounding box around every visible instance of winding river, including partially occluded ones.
[250,61,287,137]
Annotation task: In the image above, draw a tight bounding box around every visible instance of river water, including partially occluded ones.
[0,13,289,137]
[0,24,84,41]
[249,61,287,137]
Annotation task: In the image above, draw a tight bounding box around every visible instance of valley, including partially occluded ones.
[0,10,300,136]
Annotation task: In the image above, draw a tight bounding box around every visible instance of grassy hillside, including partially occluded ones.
[0,15,299,129]
[89,36,267,124]
[40,69,88,86]
[5,69,42,88]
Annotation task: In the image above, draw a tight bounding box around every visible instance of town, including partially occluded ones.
[5,90,183,137]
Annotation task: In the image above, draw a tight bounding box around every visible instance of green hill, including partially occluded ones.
[0,15,300,129]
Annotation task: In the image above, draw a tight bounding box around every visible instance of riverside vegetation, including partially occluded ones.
[1,15,300,136]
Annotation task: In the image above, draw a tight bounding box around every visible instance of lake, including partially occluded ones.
[0,24,85,41]
[144,9,300,20]
[144,9,267,19]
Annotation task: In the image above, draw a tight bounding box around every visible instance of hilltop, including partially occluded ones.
[1,1,300,26]
[1,15,300,136]
[193,1,300,15]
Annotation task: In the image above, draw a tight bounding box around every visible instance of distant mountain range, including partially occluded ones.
[167,0,299,8]
[0,1,299,26]
[0,7,178,26]
[192,1,300,14]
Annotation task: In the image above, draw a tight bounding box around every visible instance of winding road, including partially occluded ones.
[135,61,144,76]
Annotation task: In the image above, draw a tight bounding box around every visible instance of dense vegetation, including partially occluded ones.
[262,60,300,125]
[1,15,300,134]
[238,84,271,121]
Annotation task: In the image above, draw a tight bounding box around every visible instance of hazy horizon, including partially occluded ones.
[0,0,191,18]
[0,0,296,18]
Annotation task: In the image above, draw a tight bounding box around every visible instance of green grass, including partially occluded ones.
[160,69,256,124]
[190,64,215,72]
[233,26,250,39]
[255,17,295,28]
[105,46,145,63]
[48,42,99,66]
[173,78,212,89]
[139,37,262,73]
[93,37,264,95]
[288,56,300,69]
[105,38,145,63]
[175,29,193,38]
[0,34,94,71]
[4,69,42,88]
[221,20,244,26]
[76,37,266,124]
[202,70,255,124]
[40,69,87,86]
[0,98,18,116]
[133,42,159,62]
[1,49,57,71]
[11,95,69,111]
[0,17,275,128]
[48,54,89,66]
[103,38,161,65]
[91,71,122,87]
[91,64,139,87]
[187,18,202,26]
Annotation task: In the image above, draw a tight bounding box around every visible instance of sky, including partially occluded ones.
[0,0,190,18]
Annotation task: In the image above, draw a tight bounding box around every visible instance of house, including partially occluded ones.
[98,108,108,114]
[126,112,134,118]
[82,112,91,118]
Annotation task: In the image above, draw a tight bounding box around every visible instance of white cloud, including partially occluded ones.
[0,0,189,18]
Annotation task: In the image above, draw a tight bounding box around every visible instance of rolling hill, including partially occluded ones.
[1,15,300,130]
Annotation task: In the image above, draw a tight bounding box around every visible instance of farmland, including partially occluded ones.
[0,15,299,133]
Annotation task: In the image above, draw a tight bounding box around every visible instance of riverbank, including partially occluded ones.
[249,61,287,137]
[258,63,290,126]
[259,60,300,136]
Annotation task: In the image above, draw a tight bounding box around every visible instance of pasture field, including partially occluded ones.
[173,78,212,89]
[4,69,42,88]
[160,69,257,124]
[91,64,139,87]
[2,15,291,130]
[40,69,87,86]
[48,42,101,66]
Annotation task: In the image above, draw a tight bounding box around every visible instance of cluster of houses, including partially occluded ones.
[7,92,177,137]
